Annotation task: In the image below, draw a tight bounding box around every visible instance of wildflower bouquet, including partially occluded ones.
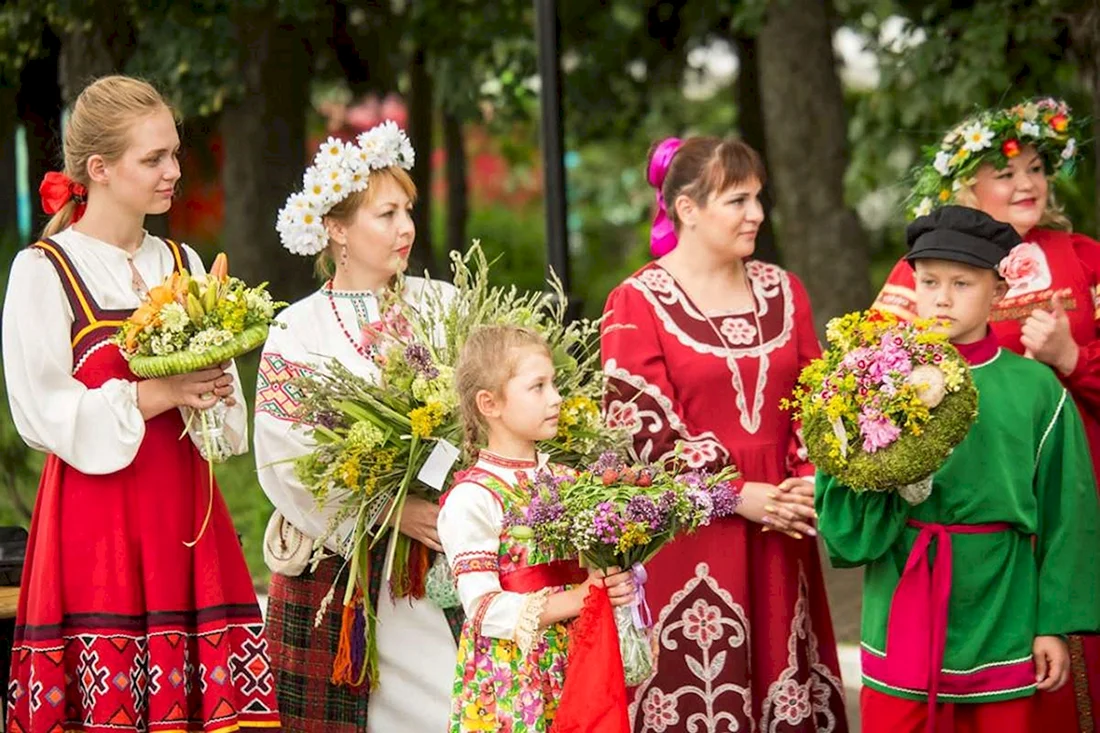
[289,242,628,687]
[784,310,978,503]
[508,452,742,685]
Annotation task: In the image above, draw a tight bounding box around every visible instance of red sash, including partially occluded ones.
[499,559,587,593]
[885,518,1015,733]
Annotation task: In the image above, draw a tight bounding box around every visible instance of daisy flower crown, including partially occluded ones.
[277,120,416,256]
[907,98,1082,220]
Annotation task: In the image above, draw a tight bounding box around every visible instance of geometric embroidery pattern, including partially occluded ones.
[256,352,314,422]
[452,552,500,576]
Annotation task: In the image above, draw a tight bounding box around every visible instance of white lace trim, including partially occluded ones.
[514,588,551,655]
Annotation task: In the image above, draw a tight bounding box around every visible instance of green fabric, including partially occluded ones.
[816,348,1100,702]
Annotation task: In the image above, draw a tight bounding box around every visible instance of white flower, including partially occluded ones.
[912,197,934,218]
[159,302,190,333]
[314,137,348,168]
[356,120,414,171]
[323,166,354,203]
[932,151,953,176]
[1019,121,1041,138]
[189,328,234,355]
[942,127,963,145]
[1062,138,1076,160]
[960,123,994,152]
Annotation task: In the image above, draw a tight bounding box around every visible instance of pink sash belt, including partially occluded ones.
[885,518,1014,733]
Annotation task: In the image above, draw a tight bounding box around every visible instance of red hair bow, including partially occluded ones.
[39,172,88,223]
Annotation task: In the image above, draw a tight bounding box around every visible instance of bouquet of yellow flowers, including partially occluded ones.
[783,310,978,503]
[290,242,627,687]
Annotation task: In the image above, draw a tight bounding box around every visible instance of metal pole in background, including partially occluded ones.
[533,0,576,316]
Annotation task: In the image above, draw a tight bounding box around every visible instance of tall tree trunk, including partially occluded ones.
[221,10,314,302]
[0,85,19,238]
[442,110,468,256]
[16,35,63,237]
[757,0,870,332]
[407,44,437,276]
[57,6,135,105]
[732,34,780,266]
[1069,4,1100,231]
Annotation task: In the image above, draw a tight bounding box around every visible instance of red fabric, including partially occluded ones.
[499,559,588,593]
[880,520,1014,730]
[38,171,87,222]
[7,256,279,731]
[874,227,1100,730]
[553,587,630,733]
[601,261,848,731]
[860,685,1035,733]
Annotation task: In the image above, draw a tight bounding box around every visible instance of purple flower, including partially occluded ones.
[709,482,742,518]
[590,451,625,474]
[687,490,714,521]
[404,343,439,379]
[315,410,342,430]
[593,501,625,544]
[625,495,663,530]
[858,409,902,453]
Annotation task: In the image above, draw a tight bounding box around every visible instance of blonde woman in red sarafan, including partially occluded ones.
[873,98,1100,732]
[600,135,849,732]
[1,75,279,732]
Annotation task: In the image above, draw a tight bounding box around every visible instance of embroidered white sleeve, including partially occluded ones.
[438,482,533,641]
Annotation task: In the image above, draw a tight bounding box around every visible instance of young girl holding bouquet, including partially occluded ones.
[438,325,636,732]
[1,76,278,731]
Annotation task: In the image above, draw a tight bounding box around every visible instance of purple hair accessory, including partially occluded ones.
[647,137,682,257]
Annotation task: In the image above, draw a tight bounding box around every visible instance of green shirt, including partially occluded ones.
[816,347,1100,703]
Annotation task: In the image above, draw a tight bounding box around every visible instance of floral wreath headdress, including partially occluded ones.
[276,120,415,256]
[907,98,1083,220]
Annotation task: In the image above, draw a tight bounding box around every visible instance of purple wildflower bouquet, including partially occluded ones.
[508,452,742,685]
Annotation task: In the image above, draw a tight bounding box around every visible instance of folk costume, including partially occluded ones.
[873,99,1100,730]
[822,207,1100,733]
[256,120,461,733]
[254,278,461,733]
[600,259,849,732]
[437,452,588,732]
[2,228,279,732]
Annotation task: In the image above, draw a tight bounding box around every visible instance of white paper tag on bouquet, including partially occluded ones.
[417,439,461,490]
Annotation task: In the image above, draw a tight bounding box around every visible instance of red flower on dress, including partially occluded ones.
[640,688,680,732]
[605,400,642,433]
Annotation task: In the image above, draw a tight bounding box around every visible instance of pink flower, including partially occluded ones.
[859,409,901,453]
[772,678,812,723]
[999,243,1042,290]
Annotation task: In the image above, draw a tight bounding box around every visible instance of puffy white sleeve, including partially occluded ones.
[438,482,550,653]
[1,248,145,474]
[180,244,248,456]
[253,318,356,555]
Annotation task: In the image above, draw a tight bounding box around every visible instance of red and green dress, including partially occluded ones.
[1,230,279,732]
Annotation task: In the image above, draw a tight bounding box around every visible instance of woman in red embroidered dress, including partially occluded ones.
[1,76,279,732]
[601,136,848,732]
[872,99,1100,732]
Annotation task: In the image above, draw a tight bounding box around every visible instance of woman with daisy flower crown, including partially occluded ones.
[873,98,1100,732]
[254,121,459,732]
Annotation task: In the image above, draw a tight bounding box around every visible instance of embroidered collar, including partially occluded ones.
[954,329,1000,367]
[321,283,379,300]
[478,450,540,470]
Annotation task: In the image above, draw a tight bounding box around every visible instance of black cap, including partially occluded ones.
[905,206,1021,271]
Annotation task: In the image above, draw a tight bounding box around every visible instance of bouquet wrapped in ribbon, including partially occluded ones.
[289,242,628,686]
[508,452,741,687]
[115,253,285,542]
[783,310,978,504]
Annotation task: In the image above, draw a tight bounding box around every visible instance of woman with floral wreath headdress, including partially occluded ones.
[254,121,461,732]
[2,75,279,732]
[873,97,1100,731]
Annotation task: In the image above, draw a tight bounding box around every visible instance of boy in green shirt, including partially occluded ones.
[816,205,1100,732]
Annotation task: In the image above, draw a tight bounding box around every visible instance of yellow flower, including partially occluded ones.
[938,189,951,202]
[617,522,651,553]
[409,402,446,439]
[949,148,970,167]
